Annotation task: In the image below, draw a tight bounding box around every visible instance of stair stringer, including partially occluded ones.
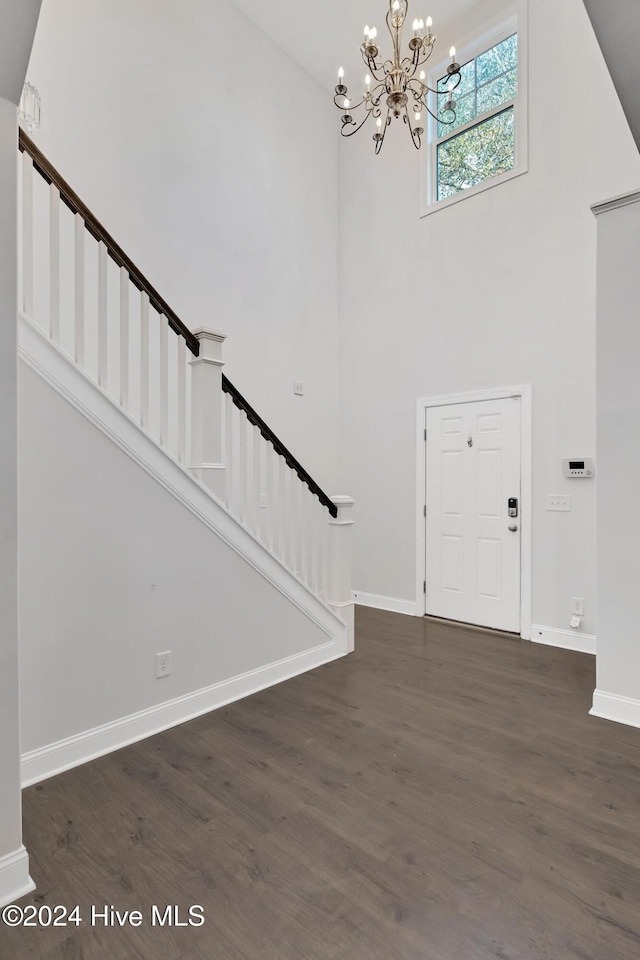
[18,312,348,785]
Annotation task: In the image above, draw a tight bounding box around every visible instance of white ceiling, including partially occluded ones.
[228,0,478,90]
[0,0,42,103]
[582,0,640,150]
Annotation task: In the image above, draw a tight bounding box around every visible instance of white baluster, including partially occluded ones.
[303,488,315,586]
[320,506,330,600]
[189,328,226,500]
[140,291,150,429]
[289,469,299,572]
[298,481,307,577]
[309,500,320,594]
[238,411,248,523]
[265,441,274,551]
[49,184,60,342]
[278,456,288,564]
[224,392,234,512]
[253,426,262,539]
[177,338,187,463]
[159,316,169,447]
[74,214,85,367]
[327,496,356,652]
[97,241,108,387]
[310,493,320,589]
[119,267,130,409]
[22,152,33,317]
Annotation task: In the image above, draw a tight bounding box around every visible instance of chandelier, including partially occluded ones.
[334,0,461,153]
[19,82,41,134]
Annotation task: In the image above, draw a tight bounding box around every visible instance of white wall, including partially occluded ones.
[27,0,341,491]
[0,95,25,895]
[0,0,42,906]
[18,359,343,762]
[338,0,640,635]
[591,194,640,725]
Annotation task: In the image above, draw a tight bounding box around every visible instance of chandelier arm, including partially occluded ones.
[340,111,375,138]
[406,78,426,96]
[334,92,371,112]
[414,45,436,69]
[369,62,390,83]
[361,48,384,78]
[435,72,462,95]
[368,85,387,109]
[404,107,423,150]
[374,111,391,155]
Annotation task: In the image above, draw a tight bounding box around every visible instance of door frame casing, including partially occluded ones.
[415,384,532,639]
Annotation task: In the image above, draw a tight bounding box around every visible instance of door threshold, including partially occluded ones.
[423,614,521,640]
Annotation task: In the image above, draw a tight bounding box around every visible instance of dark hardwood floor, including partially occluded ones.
[3,607,640,960]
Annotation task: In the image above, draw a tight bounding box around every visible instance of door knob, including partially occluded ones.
[508,524,518,533]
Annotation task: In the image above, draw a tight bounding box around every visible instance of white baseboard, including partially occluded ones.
[21,639,343,787]
[590,690,640,729]
[352,590,416,617]
[531,624,596,655]
[0,847,35,908]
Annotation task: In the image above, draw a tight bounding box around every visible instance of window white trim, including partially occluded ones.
[419,1,529,217]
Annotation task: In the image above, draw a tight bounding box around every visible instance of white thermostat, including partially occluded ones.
[563,458,594,478]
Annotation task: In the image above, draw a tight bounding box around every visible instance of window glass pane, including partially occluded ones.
[437,107,515,201]
[438,59,475,100]
[437,92,475,138]
[477,68,517,114]
[476,34,517,86]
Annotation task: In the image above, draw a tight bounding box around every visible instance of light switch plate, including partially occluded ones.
[547,495,571,512]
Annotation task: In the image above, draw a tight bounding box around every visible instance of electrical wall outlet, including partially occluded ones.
[156,651,172,679]
[571,597,584,616]
[293,382,304,396]
[547,495,571,512]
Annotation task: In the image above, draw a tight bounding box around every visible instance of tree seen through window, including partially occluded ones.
[435,34,518,201]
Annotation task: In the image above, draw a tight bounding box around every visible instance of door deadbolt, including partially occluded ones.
[508,497,519,518]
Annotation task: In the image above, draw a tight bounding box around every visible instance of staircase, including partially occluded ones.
[17,130,354,784]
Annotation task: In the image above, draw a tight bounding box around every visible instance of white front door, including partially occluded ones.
[425,397,521,633]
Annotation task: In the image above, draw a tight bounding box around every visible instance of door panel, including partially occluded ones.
[441,536,463,593]
[425,396,521,632]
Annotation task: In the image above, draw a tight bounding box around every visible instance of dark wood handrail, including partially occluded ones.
[19,128,200,357]
[19,129,336,518]
[222,376,338,518]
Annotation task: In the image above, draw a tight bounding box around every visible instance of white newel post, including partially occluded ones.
[190,327,227,500]
[327,495,355,653]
